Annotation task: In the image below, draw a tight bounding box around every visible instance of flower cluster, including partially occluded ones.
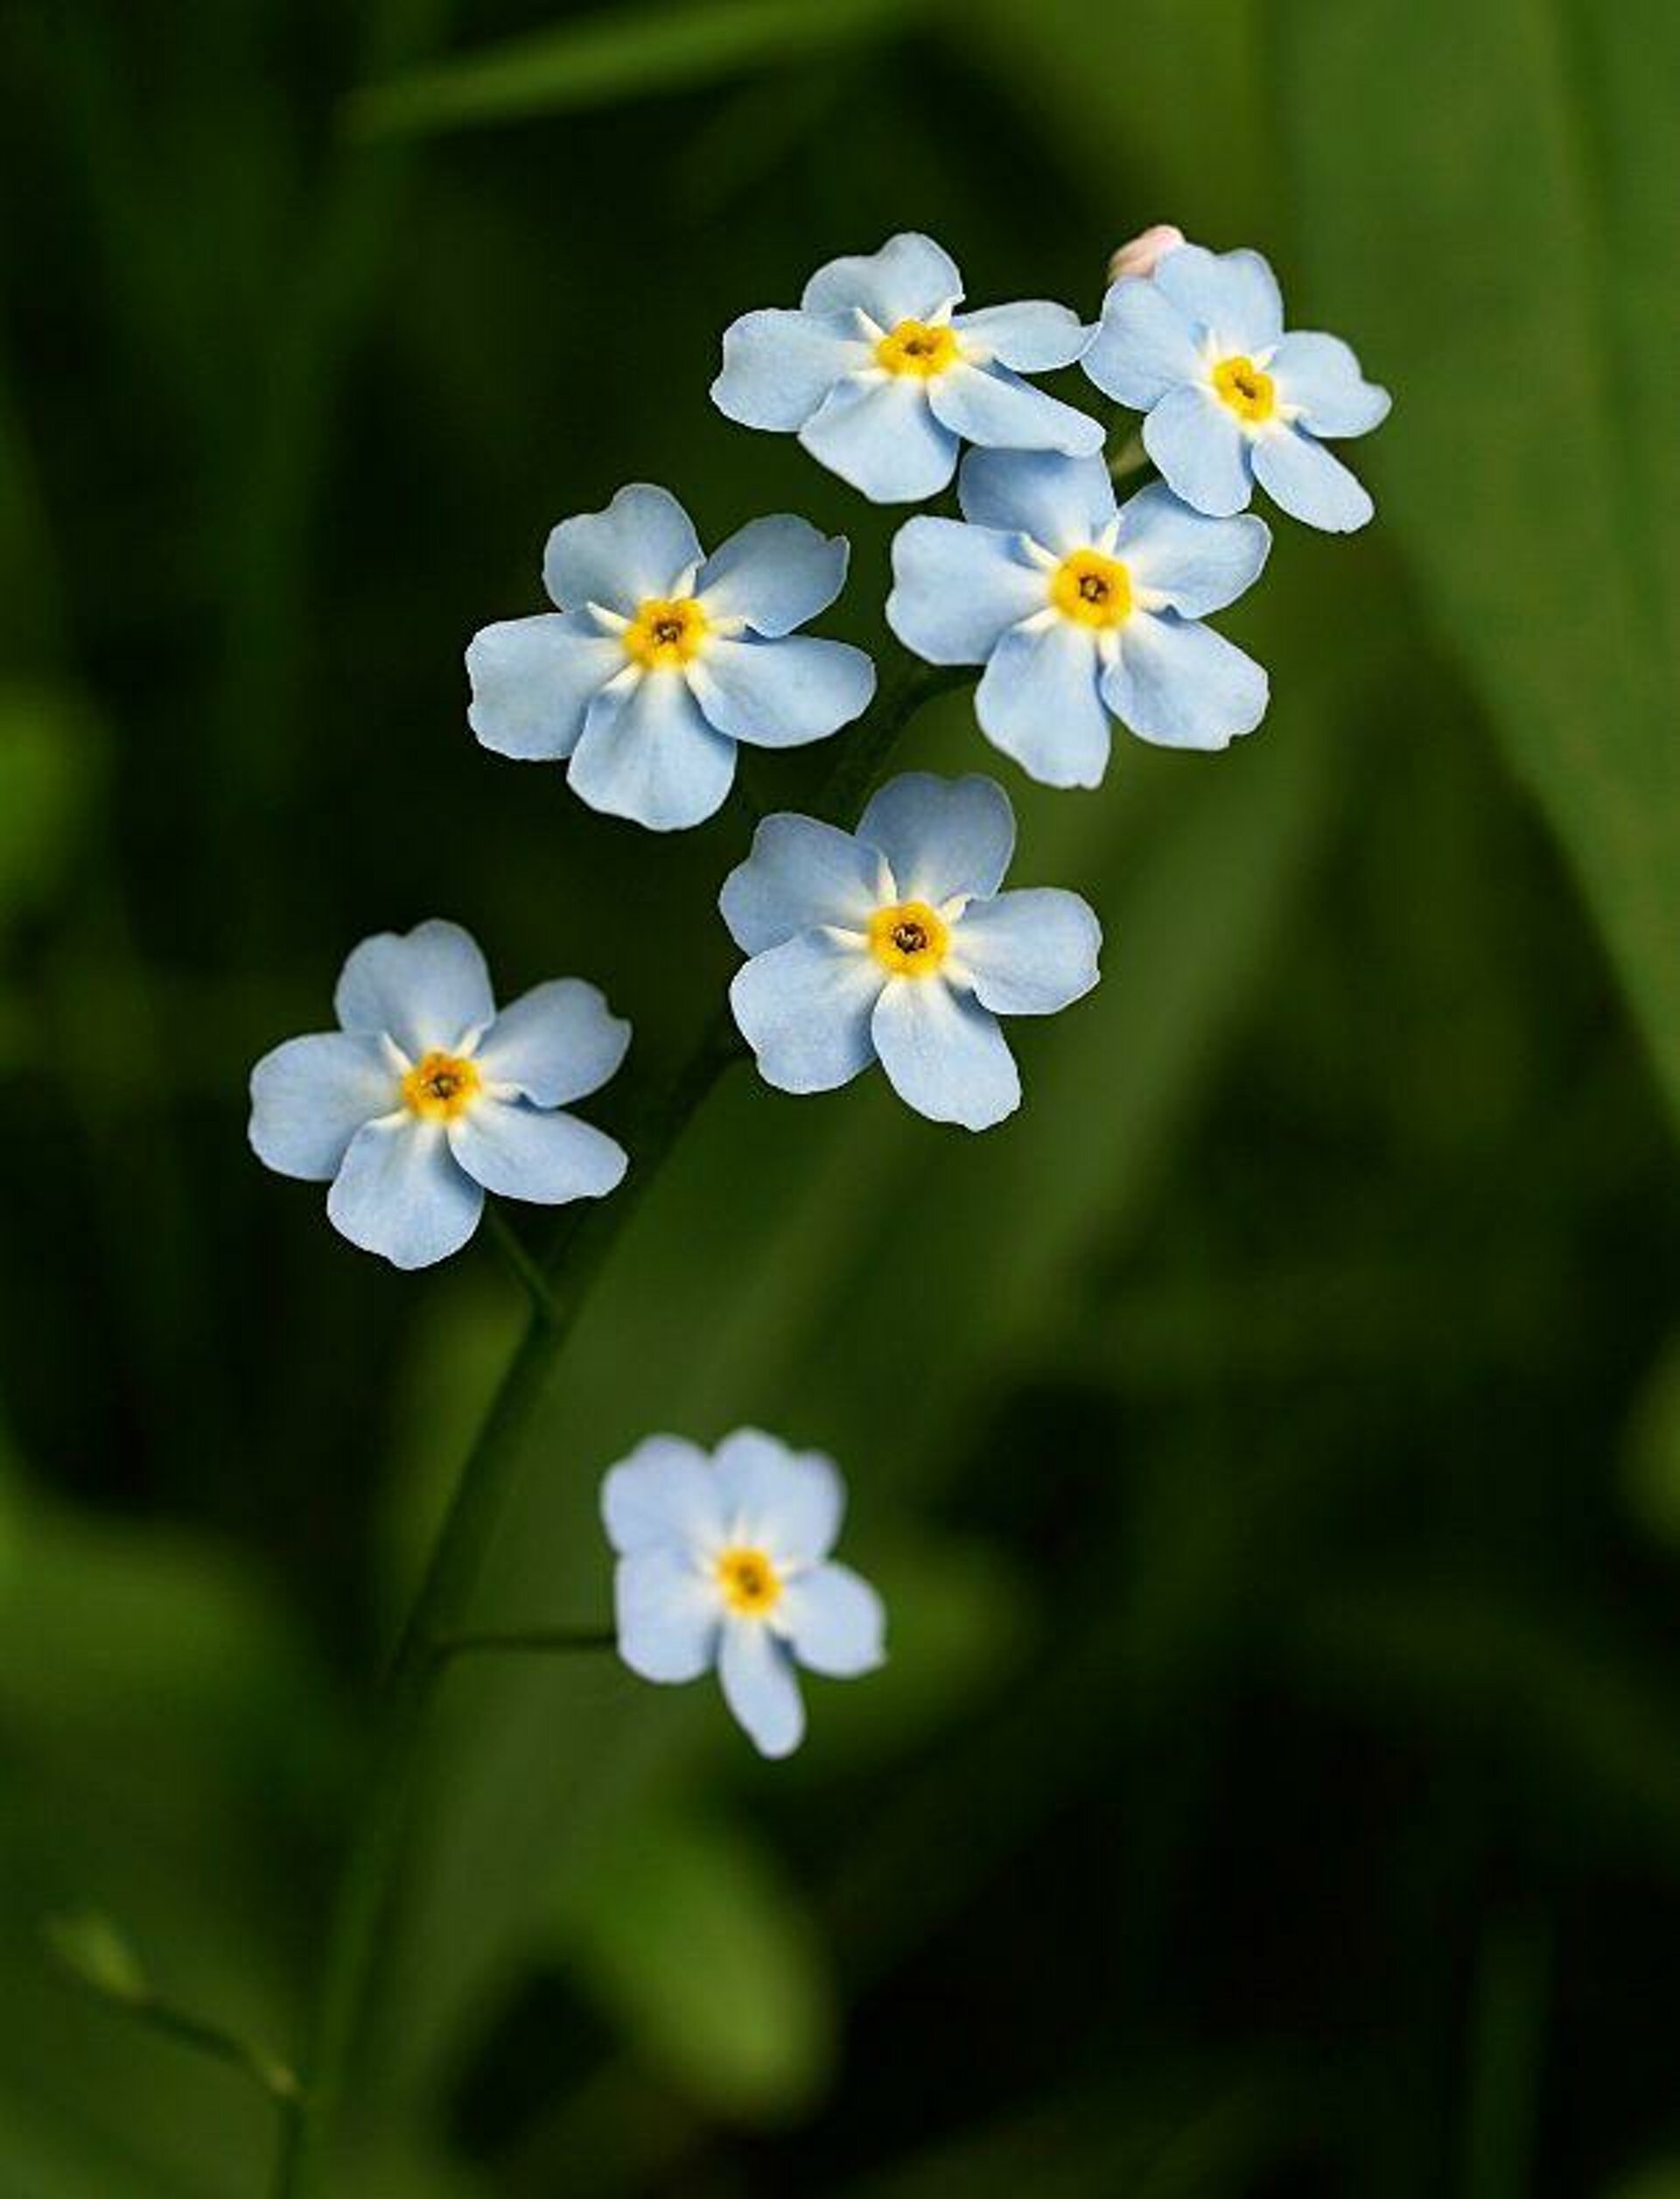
[249,226,1386,1754]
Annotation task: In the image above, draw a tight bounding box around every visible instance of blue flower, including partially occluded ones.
[1082,243,1390,532]
[888,451,1270,788]
[603,1428,886,1759]
[466,485,876,832]
[721,773,1100,1132]
[711,232,1102,505]
[248,919,629,1270]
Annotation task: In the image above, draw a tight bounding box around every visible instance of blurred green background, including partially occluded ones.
[3,0,1679,2193]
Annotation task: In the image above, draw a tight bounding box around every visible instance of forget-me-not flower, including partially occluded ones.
[722,773,1100,1132]
[603,1427,886,1759]
[712,232,1102,504]
[248,919,629,1270]
[1082,243,1390,532]
[467,485,875,831]
[889,450,1270,788]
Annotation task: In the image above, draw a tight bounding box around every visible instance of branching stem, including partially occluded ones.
[275,651,956,2197]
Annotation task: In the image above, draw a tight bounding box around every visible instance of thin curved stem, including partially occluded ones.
[429,1623,616,1664]
[482,1203,559,1321]
[277,649,952,2197]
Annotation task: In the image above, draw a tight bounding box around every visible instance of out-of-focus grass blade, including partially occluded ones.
[0,683,102,928]
[0,1446,341,2197]
[1621,1328,1680,1549]
[346,0,921,140]
[548,1806,837,2122]
[1276,0,1680,1126]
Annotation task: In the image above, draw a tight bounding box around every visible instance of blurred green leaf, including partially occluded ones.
[1621,1327,1680,1547]
[0,1446,338,2196]
[42,1910,149,2006]
[348,0,921,139]
[550,1806,836,2122]
[0,682,100,926]
[1278,0,1680,1124]
[1608,2171,1680,2199]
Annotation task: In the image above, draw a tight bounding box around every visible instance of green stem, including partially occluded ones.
[483,1203,559,1321]
[45,1910,302,2110]
[429,1623,616,1664]
[277,656,948,2197]
[817,654,968,823]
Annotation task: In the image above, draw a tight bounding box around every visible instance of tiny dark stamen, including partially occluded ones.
[653,618,685,646]
[892,921,929,956]
[1078,573,1109,603]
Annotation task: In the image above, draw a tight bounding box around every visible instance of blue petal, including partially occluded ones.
[952,299,1088,371]
[1102,611,1270,749]
[248,1031,396,1182]
[1082,277,1202,408]
[799,377,959,503]
[871,977,1021,1131]
[447,1098,626,1204]
[886,517,1045,665]
[542,485,703,616]
[780,1563,885,1677]
[696,515,848,637]
[711,307,869,431]
[1143,386,1254,518]
[801,232,962,324]
[718,1620,805,1757]
[713,1429,844,1562]
[1268,332,1391,438]
[602,1434,726,1556]
[474,978,629,1107]
[956,447,1117,557]
[858,772,1015,904]
[719,814,884,956]
[466,612,623,761]
[326,1117,483,1270]
[1154,245,1283,351]
[569,671,737,830]
[690,634,875,749]
[334,919,495,1055]
[615,1550,719,1683]
[975,620,1112,791]
[928,361,1103,457]
[729,932,883,1095]
[954,889,1102,1016]
[1250,425,1375,532]
[1114,484,1270,616]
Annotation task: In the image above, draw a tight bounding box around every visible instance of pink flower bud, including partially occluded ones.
[1108,224,1186,284]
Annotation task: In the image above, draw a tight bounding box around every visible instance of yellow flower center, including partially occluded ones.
[622,596,709,670]
[1049,548,1133,630]
[401,1049,481,1122]
[875,319,960,379]
[717,1546,782,1615]
[1212,354,1276,424]
[868,899,951,977]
